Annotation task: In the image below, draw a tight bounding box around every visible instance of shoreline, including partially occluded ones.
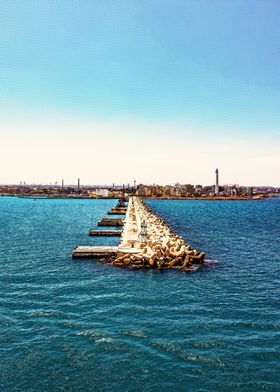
[0,194,277,200]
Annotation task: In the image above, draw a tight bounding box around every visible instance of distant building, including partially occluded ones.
[245,187,253,196]
[95,188,109,198]
[185,184,195,195]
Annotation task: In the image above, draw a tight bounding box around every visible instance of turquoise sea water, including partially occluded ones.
[0,196,279,392]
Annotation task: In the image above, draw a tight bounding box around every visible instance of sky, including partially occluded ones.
[0,0,279,186]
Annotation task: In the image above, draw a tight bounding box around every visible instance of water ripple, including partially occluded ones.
[0,197,279,391]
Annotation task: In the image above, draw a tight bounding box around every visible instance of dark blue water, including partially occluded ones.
[0,197,279,392]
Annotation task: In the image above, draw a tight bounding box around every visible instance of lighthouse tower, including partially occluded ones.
[215,169,219,195]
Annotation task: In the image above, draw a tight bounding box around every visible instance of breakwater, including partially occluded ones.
[73,196,205,270]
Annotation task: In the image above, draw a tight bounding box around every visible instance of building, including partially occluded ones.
[95,188,109,198]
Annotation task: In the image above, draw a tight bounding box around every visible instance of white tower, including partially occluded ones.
[215,169,219,195]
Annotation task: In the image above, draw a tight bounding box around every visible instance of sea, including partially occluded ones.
[0,196,279,392]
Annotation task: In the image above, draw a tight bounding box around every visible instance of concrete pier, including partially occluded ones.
[72,246,118,258]
[98,218,124,226]
[88,229,122,236]
[107,203,127,215]
[119,197,140,247]
[107,210,126,215]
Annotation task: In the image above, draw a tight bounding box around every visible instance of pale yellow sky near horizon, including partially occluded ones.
[1,115,279,187]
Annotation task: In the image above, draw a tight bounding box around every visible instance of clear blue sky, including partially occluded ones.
[1,0,279,185]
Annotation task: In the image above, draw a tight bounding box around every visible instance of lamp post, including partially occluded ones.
[138,220,148,243]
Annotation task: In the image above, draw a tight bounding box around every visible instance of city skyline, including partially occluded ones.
[1,172,278,189]
[1,1,280,186]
